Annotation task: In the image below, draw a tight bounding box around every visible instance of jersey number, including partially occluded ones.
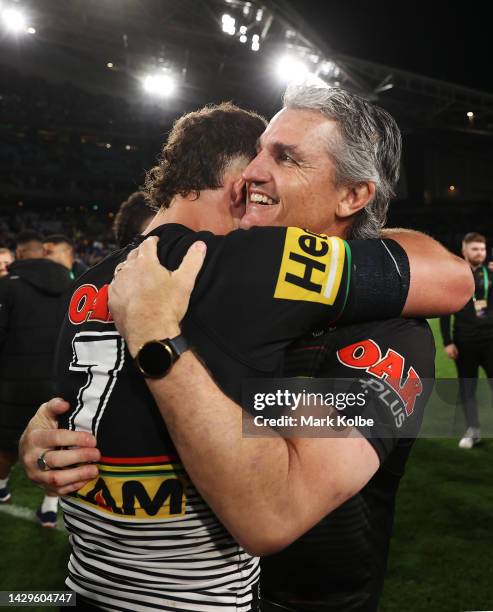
[69,332,125,435]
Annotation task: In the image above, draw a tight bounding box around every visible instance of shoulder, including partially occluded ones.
[334,318,435,359]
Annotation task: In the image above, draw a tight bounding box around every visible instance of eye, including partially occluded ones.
[279,152,295,164]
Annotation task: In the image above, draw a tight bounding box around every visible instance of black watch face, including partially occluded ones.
[139,342,173,378]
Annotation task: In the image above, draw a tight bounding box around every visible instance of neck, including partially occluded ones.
[143,198,200,235]
[319,217,350,239]
[470,262,483,271]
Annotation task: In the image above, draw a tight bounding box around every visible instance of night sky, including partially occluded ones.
[298,1,491,93]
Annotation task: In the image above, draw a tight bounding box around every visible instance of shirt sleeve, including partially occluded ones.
[314,319,435,463]
[439,315,453,346]
[157,225,410,373]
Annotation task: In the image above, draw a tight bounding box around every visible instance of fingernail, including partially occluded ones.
[193,241,207,253]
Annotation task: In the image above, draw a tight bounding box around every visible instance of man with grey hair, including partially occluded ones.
[104,85,440,611]
[240,85,402,242]
[21,89,470,611]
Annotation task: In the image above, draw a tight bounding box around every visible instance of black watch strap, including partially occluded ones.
[135,334,190,379]
[168,334,189,357]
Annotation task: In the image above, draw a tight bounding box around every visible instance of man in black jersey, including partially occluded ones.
[103,87,443,612]
[20,90,472,611]
[440,232,493,449]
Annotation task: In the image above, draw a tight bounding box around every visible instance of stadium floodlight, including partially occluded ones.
[467,111,474,118]
[142,73,177,98]
[27,26,35,34]
[251,33,260,51]
[2,7,27,33]
[276,54,328,86]
[221,13,236,35]
[276,55,309,83]
[240,35,247,43]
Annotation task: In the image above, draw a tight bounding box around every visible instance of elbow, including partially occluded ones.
[237,528,299,557]
[227,514,305,557]
[448,257,474,314]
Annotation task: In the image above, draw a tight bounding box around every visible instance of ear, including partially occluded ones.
[184,190,200,202]
[231,177,246,206]
[335,182,376,219]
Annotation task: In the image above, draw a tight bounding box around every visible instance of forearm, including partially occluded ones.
[108,237,376,553]
[145,348,304,554]
[384,229,474,316]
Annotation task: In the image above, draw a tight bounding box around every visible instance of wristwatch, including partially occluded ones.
[135,334,189,379]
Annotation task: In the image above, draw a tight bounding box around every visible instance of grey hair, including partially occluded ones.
[283,85,402,239]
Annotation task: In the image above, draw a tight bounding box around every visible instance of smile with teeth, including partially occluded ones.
[250,193,279,206]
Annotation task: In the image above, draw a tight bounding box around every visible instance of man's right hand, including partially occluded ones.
[19,398,101,496]
[444,343,459,359]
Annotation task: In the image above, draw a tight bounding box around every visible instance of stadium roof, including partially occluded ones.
[1,0,493,135]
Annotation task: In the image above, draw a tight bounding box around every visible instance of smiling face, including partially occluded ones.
[240,108,347,235]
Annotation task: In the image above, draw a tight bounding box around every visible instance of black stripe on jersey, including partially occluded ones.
[74,533,249,563]
[67,571,258,611]
[71,546,256,584]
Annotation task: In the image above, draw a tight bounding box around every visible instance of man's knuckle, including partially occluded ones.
[48,473,60,487]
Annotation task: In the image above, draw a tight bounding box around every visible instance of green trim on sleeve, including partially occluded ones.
[341,240,352,315]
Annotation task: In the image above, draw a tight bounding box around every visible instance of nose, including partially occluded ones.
[242,150,271,185]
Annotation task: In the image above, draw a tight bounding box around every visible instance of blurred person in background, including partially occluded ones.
[112,191,155,247]
[44,234,88,279]
[440,232,493,449]
[0,230,72,526]
[0,248,14,277]
[15,230,46,260]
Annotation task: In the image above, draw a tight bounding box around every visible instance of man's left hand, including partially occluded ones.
[108,236,207,356]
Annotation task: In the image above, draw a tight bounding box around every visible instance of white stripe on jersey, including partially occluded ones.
[61,485,259,611]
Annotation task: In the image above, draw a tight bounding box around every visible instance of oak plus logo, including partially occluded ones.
[337,339,423,428]
[69,284,113,324]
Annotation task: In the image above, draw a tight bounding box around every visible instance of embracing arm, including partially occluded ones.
[383,229,473,317]
[108,237,380,555]
[143,351,379,555]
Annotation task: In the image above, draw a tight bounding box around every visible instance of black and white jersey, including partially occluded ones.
[55,223,410,612]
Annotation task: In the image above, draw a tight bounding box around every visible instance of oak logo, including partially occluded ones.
[274,228,346,305]
[337,339,423,418]
[76,473,187,519]
[69,284,113,324]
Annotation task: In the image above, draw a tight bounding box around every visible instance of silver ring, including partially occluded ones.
[37,450,52,472]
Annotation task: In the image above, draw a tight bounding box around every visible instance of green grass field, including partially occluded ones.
[1,319,492,611]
